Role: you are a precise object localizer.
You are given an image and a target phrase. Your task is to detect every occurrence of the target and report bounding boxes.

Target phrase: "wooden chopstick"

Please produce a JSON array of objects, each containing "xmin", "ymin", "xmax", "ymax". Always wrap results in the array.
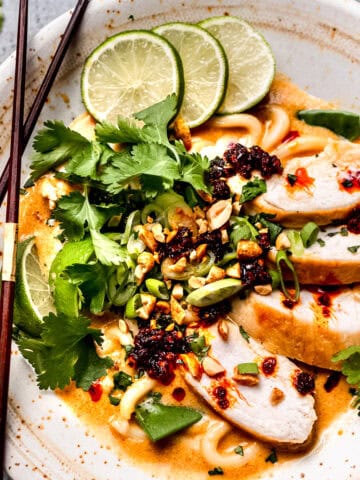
[
  {"xmin": 0, "ymin": 0, "xmax": 89, "ymax": 472},
  {"xmin": 0, "ymin": 0, "xmax": 90, "ymax": 205},
  {"xmin": 0, "ymin": 0, "xmax": 29, "ymax": 471}
]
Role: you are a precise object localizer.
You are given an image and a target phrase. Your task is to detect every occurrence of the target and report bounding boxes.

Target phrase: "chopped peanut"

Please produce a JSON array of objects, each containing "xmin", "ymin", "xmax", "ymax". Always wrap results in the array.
[
  {"xmin": 237, "ymin": 240, "xmax": 263, "ymax": 260},
  {"xmin": 226, "ymin": 262, "xmax": 241, "ymax": 279},
  {"xmin": 217, "ymin": 319, "xmax": 229, "ymax": 340},
  {"xmin": 137, "ymin": 294, "xmax": 157, "ymax": 320},
  {"xmin": 172, "ymin": 283, "xmax": 184, "ymax": 300},
  {"xmin": 202, "ymin": 356, "xmax": 225, "ymax": 377},
  {"xmin": 196, "ymin": 218, "xmax": 209, "ymax": 235},
  {"xmin": 151, "ymin": 223, "xmax": 165, "ymax": 242},
  {"xmin": 270, "ymin": 387, "xmax": 285, "ymax": 405},
  {"xmin": 169, "ymin": 256, "xmax": 187, "ymax": 273},
  {"xmin": 275, "ymin": 231, "xmax": 291, "ymax": 250},
  {"xmin": 254, "ymin": 284, "xmax": 273, "ymax": 296},
  {"xmin": 134, "ymin": 252, "xmax": 155, "ymax": 284},
  {"xmin": 155, "ymin": 300, "xmax": 171, "ymax": 314},
  {"xmin": 206, "ymin": 265, "xmax": 225, "ymax": 284},
  {"xmin": 173, "ymin": 116, "xmax": 192, "ymax": 151},
  {"xmin": 138, "ymin": 226, "xmax": 158, "ymax": 252},
  {"xmin": 233, "ymin": 369, "xmax": 260, "ymax": 386},
  {"xmin": 194, "ymin": 205, "xmax": 206, "ymax": 219},
  {"xmin": 221, "ymin": 229, "xmax": 229, "ymax": 244},
  {"xmin": 196, "ymin": 244, "xmax": 208, "ymax": 261},
  {"xmin": 180, "ymin": 353, "xmax": 202, "ymax": 380},
  {"xmin": 206, "ymin": 199, "xmax": 232, "ymax": 231},
  {"xmin": 170, "ymin": 296, "xmax": 186, "ymax": 325},
  {"xmin": 188, "ymin": 276, "xmax": 207, "ymax": 289}
]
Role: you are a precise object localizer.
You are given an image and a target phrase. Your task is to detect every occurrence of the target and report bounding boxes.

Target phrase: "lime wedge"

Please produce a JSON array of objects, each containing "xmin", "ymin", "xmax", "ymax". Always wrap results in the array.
[
  {"xmin": 81, "ymin": 30, "xmax": 184, "ymax": 123},
  {"xmin": 154, "ymin": 22, "xmax": 228, "ymax": 128},
  {"xmin": 199, "ymin": 16, "xmax": 275, "ymax": 114},
  {"xmin": 14, "ymin": 238, "xmax": 55, "ymax": 336},
  {"xmin": 186, "ymin": 278, "xmax": 244, "ymax": 307}
]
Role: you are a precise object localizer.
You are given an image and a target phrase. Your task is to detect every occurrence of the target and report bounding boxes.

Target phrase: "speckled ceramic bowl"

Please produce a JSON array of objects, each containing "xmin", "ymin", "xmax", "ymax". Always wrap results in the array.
[{"xmin": 1, "ymin": 1, "xmax": 359, "ymax": 479}]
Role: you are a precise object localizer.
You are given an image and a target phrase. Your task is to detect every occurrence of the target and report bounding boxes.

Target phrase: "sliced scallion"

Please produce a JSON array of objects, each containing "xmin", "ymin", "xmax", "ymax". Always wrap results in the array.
[
  {"xmin": 237, "ymin": 362, "xmax": 259, "ymax": 375},
  {"xmin": 287, "ymin": 230, "xmax": 304, "ymax": 256},
  {"xmin": 300, "ymin": 222, "xmax": 319, "ymax": 248},
  {"xmin": 145, "ymin": 278, "xmax": 169, "ymax": 300},
  {"xmin": 275, "ymin": 250, "xmax": 300, "ymax": 302}
]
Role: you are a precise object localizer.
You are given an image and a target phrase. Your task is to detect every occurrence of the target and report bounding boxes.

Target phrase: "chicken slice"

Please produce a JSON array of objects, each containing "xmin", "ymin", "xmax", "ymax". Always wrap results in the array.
[
  {"xmin": 183, "ymin": 321, "xmax": 316, "ymax": 448},
  {"xmin": 243, "ymin": 140, "xmax": 360, "ymax": 227},
  {"xmin": 268, "ymin": 225, "xmax": 360, "ymax": 284},
  {"xmin": 230, "ymin": 284, "xmax": 360, "ymax": 370}
]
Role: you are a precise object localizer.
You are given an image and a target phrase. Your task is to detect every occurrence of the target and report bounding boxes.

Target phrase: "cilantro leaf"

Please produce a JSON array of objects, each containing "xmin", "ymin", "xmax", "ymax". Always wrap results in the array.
[
  {"xmin": 26, "ymin": 121, "xmax": 91, "ymax": 186},
  {"xmin": 178, "ymin": 145, "xmax": 211, "ymax": 194},
  {"xmin": 17, "ymin": 313, "xmax": 112, "ymax": 390},
  {"xmin": 101, "ymin": 143, "xmax": 180, "ymax": 194},
  {"xmin": 53, "ymin": 189, "xmax": 131, "ymax": 265},
  {"xmin": 95, "ymin": 94, "xmax": 178, "ymax": 146},
  {"xmin": 134, "ymin": 93, "xmax": 178, "ymax": 144},
  {"xmin": 65, "ymin": 262, "xmax": 109, "ymax": 314},
  {"xmin": 240, "ymin": 177, "xmax": 267, "ymax": 203},
  {"xmin": 332, "ymin": 346, "xmax": 360, "ymax": 385}
]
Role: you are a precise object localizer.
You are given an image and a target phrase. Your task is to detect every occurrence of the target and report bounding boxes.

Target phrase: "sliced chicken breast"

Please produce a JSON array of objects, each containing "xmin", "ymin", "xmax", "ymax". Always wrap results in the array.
[
  {"xmin": 230, "ymin": 284, "xmax": 360, "ymax": 370},
  {"xmin": 268, "ymin": 225, "xmax": 360, "ymax": 284},
  {"xmin": 244, "ymin": 141, "xmax": 360, "ymax": 227},
  {"xmin": 183, "ymin": 321, "xmax": 316, "ymax": 448}
]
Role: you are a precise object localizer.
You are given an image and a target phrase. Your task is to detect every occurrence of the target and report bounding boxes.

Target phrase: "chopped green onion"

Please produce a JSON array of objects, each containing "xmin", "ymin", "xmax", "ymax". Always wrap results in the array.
[
  {"xmin": 121, "ymin": 210, "xmax": 141, "ymax": 245},
  {"xmin": 237, "ymin": 362, "xmax": 259, "ymax": 375},
  {"xmin": 109, "ymin": 395, "xmax": 121, "ymax": 406},
  {"xmin": 316, "ymin": 238, "xmax": 325, "ymax": 247},
  {"xmin": 300, "ymin": 222, "xmax": 319, "ymax": 248},
  {"xmin": 141, "ymin": 203, "xmax": 164, "ymax": 225},
  {"xmin": 268, "ymin": 268, "xmax": 280, "ymax": 289},
  {"xmin": 208, "ymin": 467, "xmax": 224, "ymax": 476},
  {"xmin": 239, "ymin": 326, "xmax": 250, "ymax": 343},
  {"xmin": 125, "ymin": 293, "xmax": 142, "ymax": 318},
  {"xmin": 112, "ymin": 283, "xmax": 138, "ymax": 307},
  {"xmin": 348, "ymin": 245, "xmax": 360, "ymax": 254},
  {"xmin": 340, "ymin": 227, "xmax": 349, "ymax": 236},
  {"xmin": 234, "ymin": 445, "xmax": 244, "ymax": 456},
  {"xmin": 275, "ymin": 250, "xmax": 300, "ymax": 302},
  {"xmin": 265, "ymin": 448, "xmax": 278, "ymax": 464},
  {"xmin": 287, "ymin": 230, "xmax": 304, "ymax": 256},
  {"xmin": 113, "ymin": 371, "xmax": 133, "ymax": 391},
  {"xmin": 184, "ymin": 186, "xmax": 199, "ymax": 208},
  {"xmin": 145, "ymin": 278, "xmax": 169, "ymax": 300}
]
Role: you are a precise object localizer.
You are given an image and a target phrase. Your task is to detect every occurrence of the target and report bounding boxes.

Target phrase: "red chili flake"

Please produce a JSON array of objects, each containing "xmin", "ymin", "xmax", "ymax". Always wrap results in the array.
[
  {"xmin": 287, "ymin": 167, "xmax": 314, "ymax": 189},
  {"xmin": 347, "ymin": 207, "xmax": 360, "ymax": 234},
  {"xmin": 339, "ymin": 170, "xmax": 360, "ymax": 192},
  {"xmin": 172, "ymin": 387, "xmax": 186, "ymax": 402},
  {"xmin": 324, "ymin": 371, "xmax": 341, "ymax": 392},
  {"xmin": 282, "ymin": 298, "xmax": 297, "ymax": 309},
  {"xmin": 262, "ymin": 357, "xmax": 277, "ymax": 376},
  {"xmin": 88, "ymin": 381, "xmax": 103, "ymax": 402},
  {"xmin": 293, "ymin": 371, "xmax": 315, "ymax": 395},
  {"xmin": 315, "ymin": 290, "xmax": 332, "ymax": 317},
  {"xmin": 213, "ymin": 385, "xmax": 230, "ymax": 409},
  {"xmin": 282, "ymin": 130, "xmax": 300, "ymax": 144}
]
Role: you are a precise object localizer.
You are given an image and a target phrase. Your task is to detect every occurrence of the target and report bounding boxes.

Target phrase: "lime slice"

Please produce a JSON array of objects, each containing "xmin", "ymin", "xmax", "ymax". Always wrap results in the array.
[
  {"xmin": 154, "ymin": 22, "xmax": 228, "ymax": 128},
  {"xmin": 14, "ymin": 238, "xmax": 55, "ymax": 336},
  {"xmin": 81, "ymin": 30, "xmax": 184, "ymax": 123},
  {"xmin": 186, "ymin": 278, "xmax": 244, "ymax": 307},
  {"xmin": 199, "ymin": 16, "xmax": 275, "ymax": 114}
]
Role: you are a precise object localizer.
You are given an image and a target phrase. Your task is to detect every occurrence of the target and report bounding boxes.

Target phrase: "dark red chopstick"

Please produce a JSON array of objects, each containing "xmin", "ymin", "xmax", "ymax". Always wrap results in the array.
[
  {"xmin": 0, "ymin": 0, "xmax": 89, "ymax": 472},
  {"xmin": 0, "ymin": 0, "xmax": 29, "ymax": 471},
  {"xmin": 0, "ymin": 0, "xmax": 90, "ymax": 204}
]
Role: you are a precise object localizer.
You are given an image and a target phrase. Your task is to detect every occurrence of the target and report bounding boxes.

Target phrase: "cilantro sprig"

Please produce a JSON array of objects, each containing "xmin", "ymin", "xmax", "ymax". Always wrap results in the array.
[
  {"xmin": 17, "ymin": 313, "xmax": 113, "ymax": 390},
  {"xmin": 27, "ymin": 95, "xmax": 210, "ymax": 196},
  {"xmin": 332, "ymin": 346, "xmax": 360, "ymax": 415}
]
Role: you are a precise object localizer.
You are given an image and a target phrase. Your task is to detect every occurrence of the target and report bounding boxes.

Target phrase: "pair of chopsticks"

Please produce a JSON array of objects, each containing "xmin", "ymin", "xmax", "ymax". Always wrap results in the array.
[{"xmin": 0, "ymin": 0, "xmax": 89, "ymax": 472}]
